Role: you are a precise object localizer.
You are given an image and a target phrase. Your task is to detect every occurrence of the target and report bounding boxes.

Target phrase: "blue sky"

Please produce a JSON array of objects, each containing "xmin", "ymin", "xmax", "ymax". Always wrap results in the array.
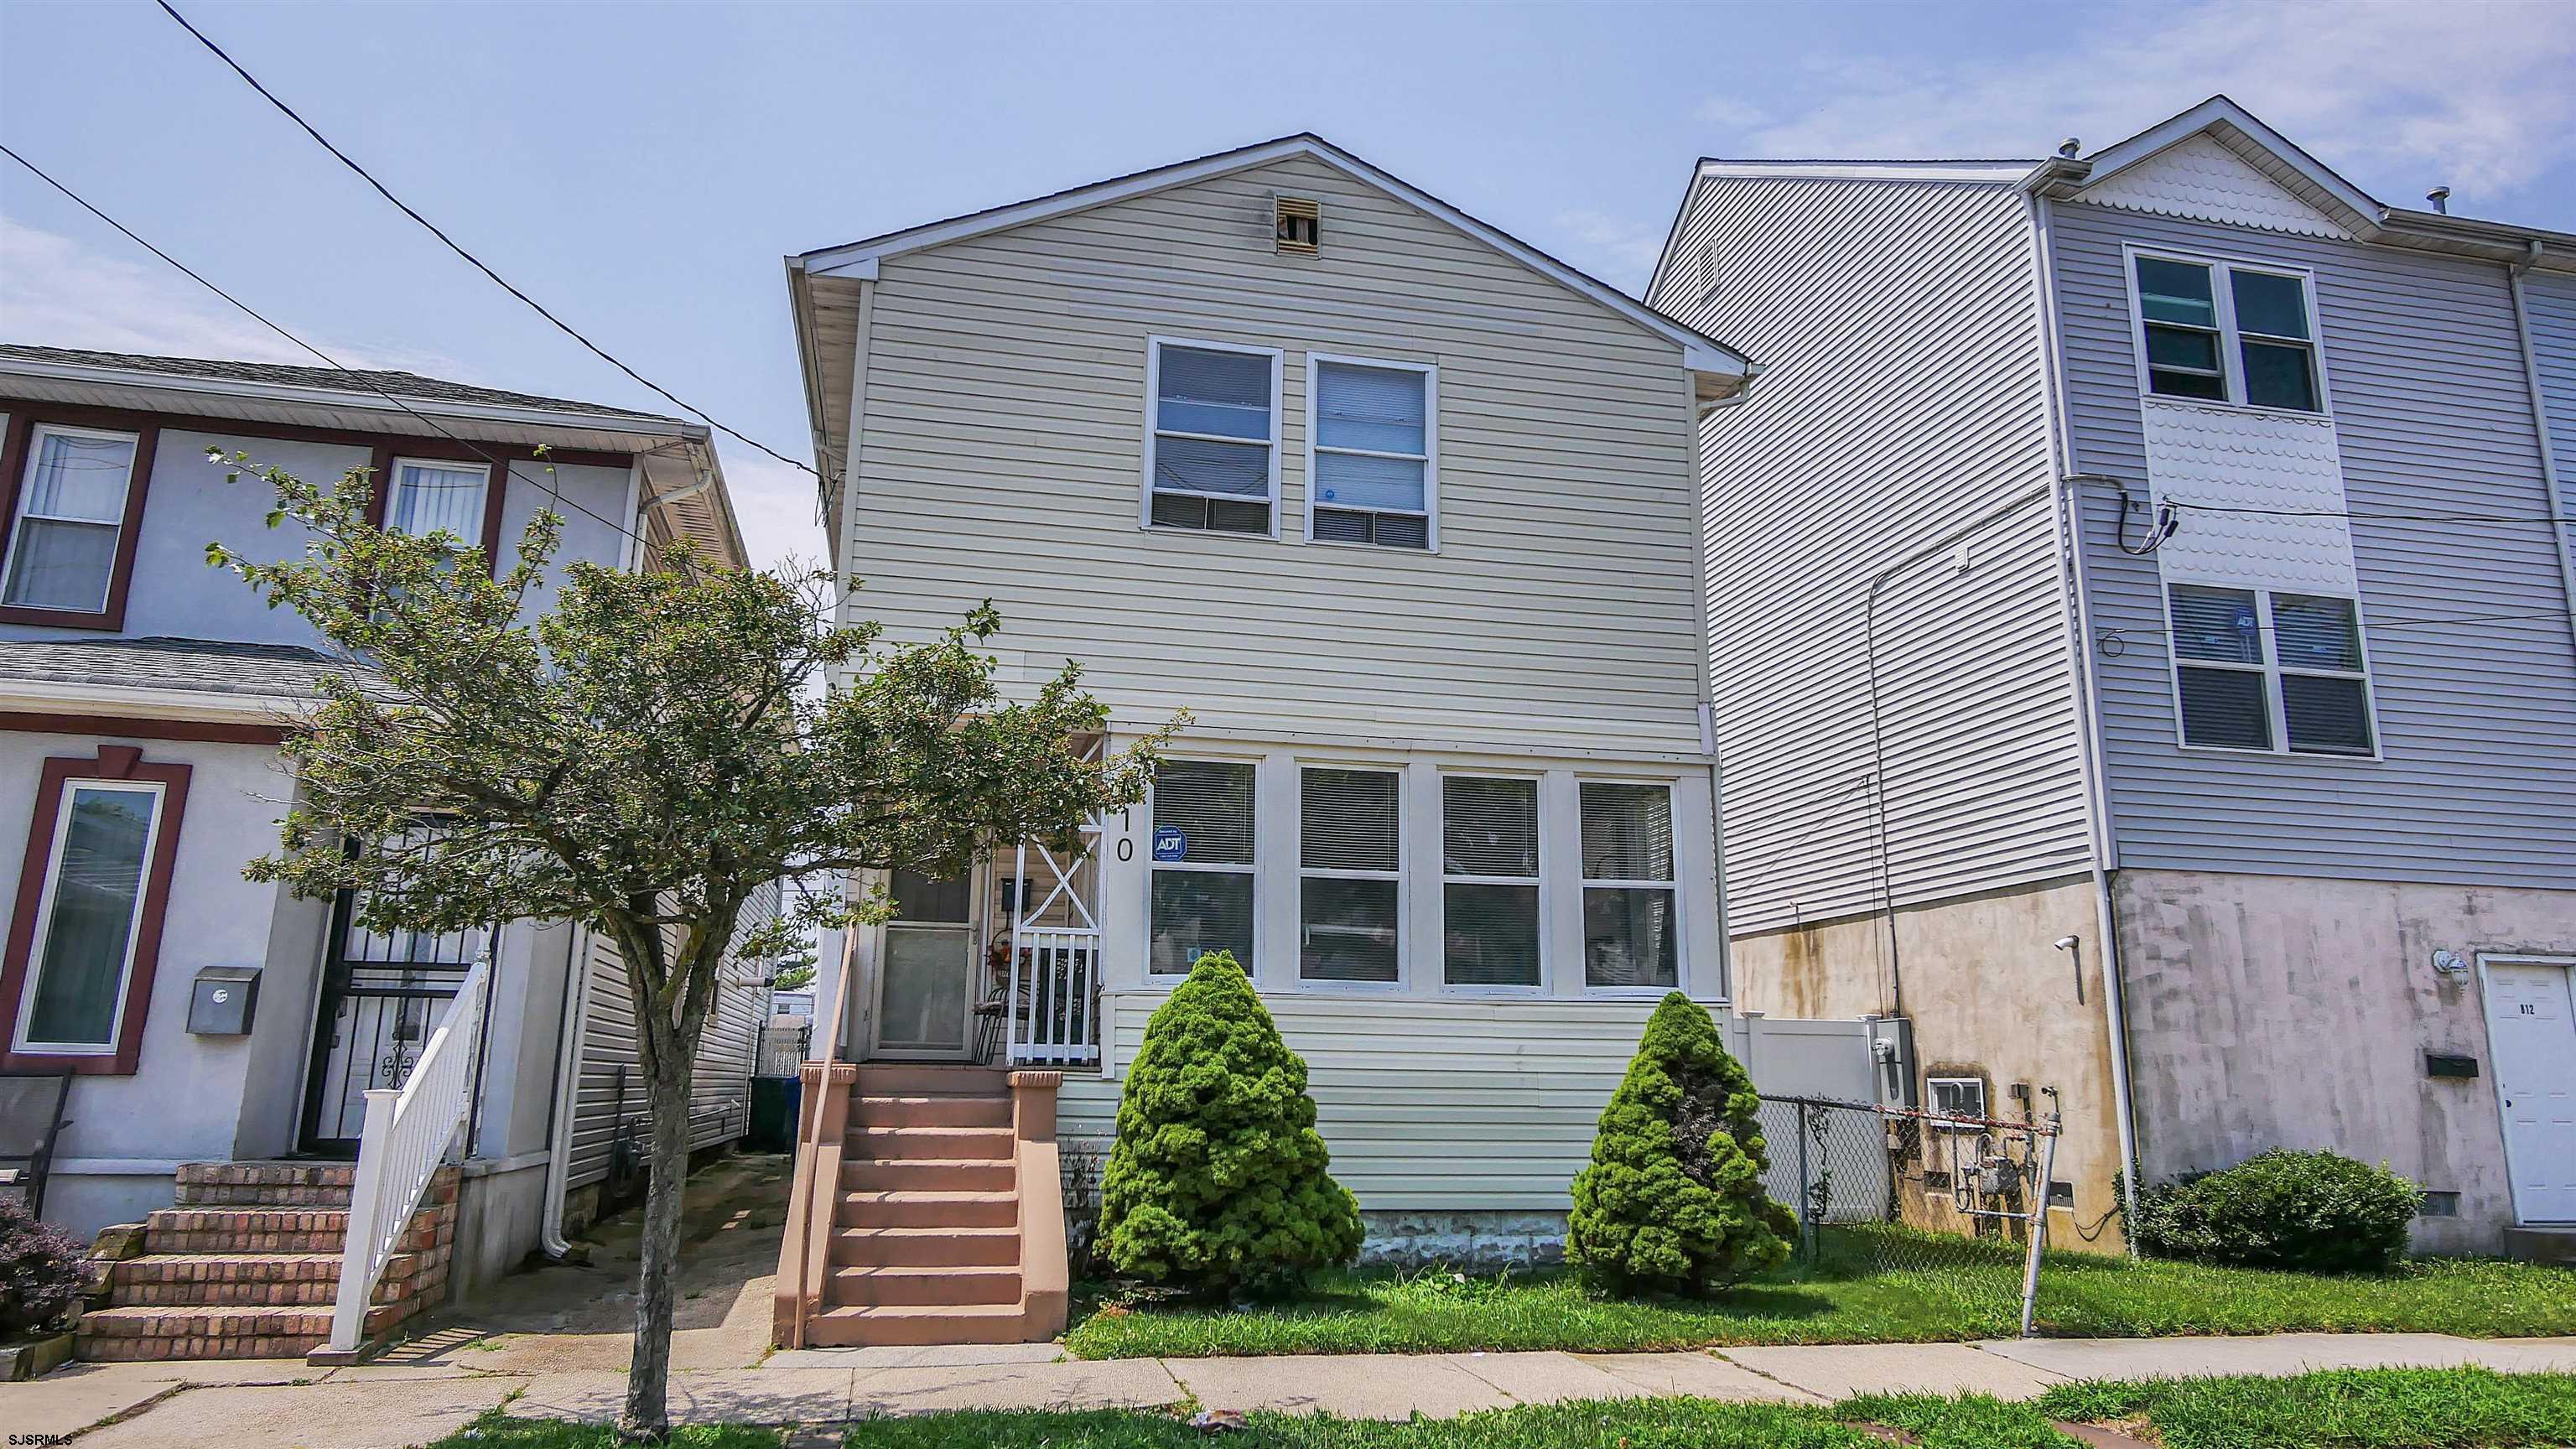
[{"xmin": 6, "ymin": 0, "xmax": 2572, "ymax": 569}]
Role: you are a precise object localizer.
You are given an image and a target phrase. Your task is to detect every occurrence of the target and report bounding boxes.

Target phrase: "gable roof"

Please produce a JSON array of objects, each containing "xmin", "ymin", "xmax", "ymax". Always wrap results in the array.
[
  {"xmin": 2026, "ymin": 96, "xmax": 2576, "ymax": 273},
  {"xmin": 790, "ymin": 133, "xmax": 1754, "ymax": 386}
]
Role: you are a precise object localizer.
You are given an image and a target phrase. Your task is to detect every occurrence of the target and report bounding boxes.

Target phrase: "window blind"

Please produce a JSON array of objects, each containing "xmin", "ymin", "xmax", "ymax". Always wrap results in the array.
[
  {"xmin": 1579, "ymin": 782, "xmax": 1675, "ymax": 989},
  {"xmin": 1153, "ymin": 760, "xmax": 1255, "ymax": 865},
  {"xmin": 3, "ymin": 428, "xmax": 137, "ymax": 612},
  {"xmin": 1300, "ymin": 766, "xmax": 1399, "ymax": 984},
  {"xmin": 1312, "ymin": 361, "xmax": 1429, "ymax": 549},
  {"xmin": 1150, "ymin": 760, "xmax": 1256, "ymax": 976},
  {"xmin": 1442, "ymin": 776, "xmax": 1540, "ymax": 988}
]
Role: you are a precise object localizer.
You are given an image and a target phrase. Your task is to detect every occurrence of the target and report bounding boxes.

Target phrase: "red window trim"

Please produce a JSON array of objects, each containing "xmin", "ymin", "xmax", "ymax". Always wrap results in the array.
[
  {"xmin": 0, "ymin": 745, "xmax": 193, "ymax": 1076},
  {"xmin": 0, "ymin": 413, "xmax": 162, "ymax": 631}
]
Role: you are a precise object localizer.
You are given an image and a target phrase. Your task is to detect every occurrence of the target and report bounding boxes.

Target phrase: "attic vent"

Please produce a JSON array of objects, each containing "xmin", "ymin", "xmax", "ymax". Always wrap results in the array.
[{"xmin": 1275, "ymin": 195, "xmax": 1321, "ymax": 255}]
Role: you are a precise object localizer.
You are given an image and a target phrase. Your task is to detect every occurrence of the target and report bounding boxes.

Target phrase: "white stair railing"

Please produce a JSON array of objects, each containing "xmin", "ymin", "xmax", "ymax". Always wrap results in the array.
[
  {"xmin": 1007, "ymin": 927, "xmax": 1101, "ymax": 1065},
  {"xmin": 325, "ymin": 948, "xmax": 493, "ymax": 1355}
]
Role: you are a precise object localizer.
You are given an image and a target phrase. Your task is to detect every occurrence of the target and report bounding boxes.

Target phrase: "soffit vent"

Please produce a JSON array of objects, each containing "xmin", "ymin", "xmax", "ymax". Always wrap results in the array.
[{"xmin": 1275, "ymin": 195, "xmax": 1321, "ymax": 256}]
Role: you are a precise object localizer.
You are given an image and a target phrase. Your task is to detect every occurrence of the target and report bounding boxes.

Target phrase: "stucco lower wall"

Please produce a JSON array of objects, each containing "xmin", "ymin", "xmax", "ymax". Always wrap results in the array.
[
  {"xmin": 449, "ymin": 1158, "xmax": 552, "ymax": 1298},
  {"xmin": 1730, "ymin": 874, "xmax": 2127, "ymax": 1252},
  {"xmin": 2115, "ymin": 868, "xmax": 2575, "ymax": 1255}
]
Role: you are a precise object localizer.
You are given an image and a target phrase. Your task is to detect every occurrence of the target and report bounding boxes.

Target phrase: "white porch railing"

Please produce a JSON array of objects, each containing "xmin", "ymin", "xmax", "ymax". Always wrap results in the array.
[
  {"xmin": 1007, "ymin": 928, "xmax": 1101, "ymax": 1066},
  {"xmin": 325, "ymin": 948, "xmax": 492, "ymax": 1355}
]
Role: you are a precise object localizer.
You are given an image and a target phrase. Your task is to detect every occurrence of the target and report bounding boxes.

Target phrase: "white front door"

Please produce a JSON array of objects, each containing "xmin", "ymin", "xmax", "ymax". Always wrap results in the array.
[
  {"xmin": 2485, "ymin": 957, "xmax": 2576, "ymax": 1224},
  {"xmin": 869, "ymin": 869, "xmax": 982, "ymax": 1060}
]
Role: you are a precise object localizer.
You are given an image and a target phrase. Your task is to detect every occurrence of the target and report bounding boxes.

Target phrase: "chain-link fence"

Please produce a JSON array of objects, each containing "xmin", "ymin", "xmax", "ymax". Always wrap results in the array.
[{"xmin": 1758, "ymin": 1093, "xmax": 2062, "ymax": 1335}]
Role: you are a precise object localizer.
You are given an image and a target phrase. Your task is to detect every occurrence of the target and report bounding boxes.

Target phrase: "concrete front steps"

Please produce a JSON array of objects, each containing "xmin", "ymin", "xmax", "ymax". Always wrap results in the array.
[
  {"xmin": 801, "ymin": 1066, "xmax": 1062, "ymax": 1348},
  {"xmin": 76, "ymin": 1161, "xmax": 456, "ymax": 1362}
]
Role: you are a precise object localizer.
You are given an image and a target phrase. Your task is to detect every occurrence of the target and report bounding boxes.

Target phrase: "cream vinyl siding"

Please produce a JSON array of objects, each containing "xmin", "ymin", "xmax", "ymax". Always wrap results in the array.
[
  {"xmin": 2051, "ymin": 201, "xmax": 2576, "ymax": 885},
  {"xmin": 1654, "ymin": 174, "xmax": 2091, "ymax": 936},
  {"xmin": 833, "ymin": 153, "xmax": 1707, "ymax": 756},
  {"xmin": 1061, "ymin": 993, "xmax": 1707, "ymax": 1210}
]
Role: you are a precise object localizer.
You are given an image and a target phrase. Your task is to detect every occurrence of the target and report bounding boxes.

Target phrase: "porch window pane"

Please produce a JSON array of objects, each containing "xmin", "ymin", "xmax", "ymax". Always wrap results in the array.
[
  {"xmin": 1443, "ymin": 776, "xmax": 1540, "ymax": 989},
  {"xmin": 1579, "ymin": 783, "xmax": 1674, "ymax": 883},
  {"xmin": 1149, "ymin": 871, "xmax": 1254, "ymax": 977},
  {"xmin": 1300, "ymin": 876, "xmax": 1398, "ymax": 984},
  {"xmin": 1579, "ymin": 782, "xmax": 1677, "ymax": 989},
  {"xmin": 1150, "ymin": 759, "xmax": 1256, "ymax": 976},
  {"xmin": 1582, "ymin": 887, "xmax": 1676, "ymax": 990},
  {"xmin": 1301, "ymin": 768, "xmax": 1398, "ymax": 872},
  {"xmin": 1444, "ymin": 882, "xmax": 1539, "ymax": 988},
  {"xmin": 1443, "ymin": 776, "xmax": 1537, "ymax": 878},
  {"xmin": 23, "ymin": 784, "xmax": 158, "ymax": 1049}
]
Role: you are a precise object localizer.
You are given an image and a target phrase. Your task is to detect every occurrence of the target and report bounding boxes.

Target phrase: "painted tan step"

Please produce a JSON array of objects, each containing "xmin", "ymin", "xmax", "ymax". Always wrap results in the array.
[
  {"xmin": 854, "ymin": 1093, "xmax": 1013, "ymax": 1129},
  {"xmin": 853, "ymin": 1066, "xmax": 1009, "ymax": 1097},
  {"xmin": 806, "ymin": 1301, "xmax": 1034, "ymax": 1348},
  {"xmin": 837, "ymin": 1189, "xmax": 1017, "ymax": 1229},
  {"xmin": 826, "ymin": 1265, "xmax": 1021, "ymax": 1307},
  {"xmin": 848, "ymin": 1125, "xmax": 1014, "ymax": 1161},
  {"xmin": 843, "ymin": 1157, "xmax": 1015, "ymax": 1193},
  {"xmin": 830, "ymin": 1226, "xmax": 1021, "ymax": 1268}
]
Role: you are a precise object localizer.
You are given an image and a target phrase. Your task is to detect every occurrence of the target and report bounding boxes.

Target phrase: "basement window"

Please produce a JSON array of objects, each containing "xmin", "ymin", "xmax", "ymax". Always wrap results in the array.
[{"xmin": 1926, "ymin": 1076, "xmax": 1988, "ymax": 1125}]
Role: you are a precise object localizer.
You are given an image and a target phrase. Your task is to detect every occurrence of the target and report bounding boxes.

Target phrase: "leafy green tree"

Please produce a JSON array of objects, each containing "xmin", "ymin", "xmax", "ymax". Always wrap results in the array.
[
  {"xmin": 770, "ymin": 949, "xmax": 819, "ymax": 994},
  {"xmin": 1568, "ymin": 991, "xmax": 1794, "ymax": 1295},
  {"xmin": 208, "ymin": 449, "xmax": 1165, "ymax": 1440},
  {"xmin": 1098, "ymin": 952, "xmax": 1361, "ymax": 1299}
]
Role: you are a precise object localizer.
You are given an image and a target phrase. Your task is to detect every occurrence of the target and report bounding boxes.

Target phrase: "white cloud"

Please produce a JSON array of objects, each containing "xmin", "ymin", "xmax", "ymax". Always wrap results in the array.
[
  {"xmin": 1553, "ymin": 208, "xmax": 1675, "ymax": 286},
  {"xmin": 0, "ymin": 216, "xmax": 457, "ymax": 374},
  {"xmin": 1710, "ymin": 0, "xmax": 2576, "ymax": 208}
]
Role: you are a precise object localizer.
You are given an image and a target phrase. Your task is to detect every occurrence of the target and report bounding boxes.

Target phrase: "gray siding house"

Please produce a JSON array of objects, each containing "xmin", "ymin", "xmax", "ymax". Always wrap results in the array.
[
  {"xmin": 1653, "ymin": 97, "xmax": 2576, "ymax": 1254},
  {"xmin": 0, "ymin": 346, "xmax": 771, "ymax": 1356}
]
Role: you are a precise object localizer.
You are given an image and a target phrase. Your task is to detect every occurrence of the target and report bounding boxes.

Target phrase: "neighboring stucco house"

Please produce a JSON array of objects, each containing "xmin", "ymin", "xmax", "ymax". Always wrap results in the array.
[
  {"xmin": 0, "ymin": 345, "xmax": 776, "ymax": 1355},
  {"xmin": 1651, "ymin": 96, "xmax": 2576, "ymax": 1255},
  {"xmin": 774, "ymin": 134, "xmax": 1767, "ymax": 1343}
]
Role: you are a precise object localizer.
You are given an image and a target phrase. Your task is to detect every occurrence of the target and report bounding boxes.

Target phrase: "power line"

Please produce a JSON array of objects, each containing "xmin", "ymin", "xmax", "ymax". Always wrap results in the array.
[
  {"xmin": 1, "ymin": 140, "xmax": 671, "ymax": 567},
  {"xmin": 152, "ymin": 0, "xmax": 818, "ymax": 482},
  {"xmin": 2168, "ymin": 498, "xmax": 2571, "ymax": 527}
]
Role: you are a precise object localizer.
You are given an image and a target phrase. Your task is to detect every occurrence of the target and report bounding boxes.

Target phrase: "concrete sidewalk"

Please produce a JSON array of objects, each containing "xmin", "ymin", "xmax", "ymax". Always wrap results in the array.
[{"xmin": 7, "ymin": 1332, "xmax": 2570, "ymax": 1446}]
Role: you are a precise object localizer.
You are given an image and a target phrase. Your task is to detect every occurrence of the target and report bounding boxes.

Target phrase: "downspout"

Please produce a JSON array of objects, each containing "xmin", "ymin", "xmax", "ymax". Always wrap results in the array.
[
  {"xmin": 2025, "ymin": 186, "xmax": 2142, "ymax": 1249},
  {"xmin": 538, "ymin": 924, "xmax": 596, "ymax": 1258},
  {"xmin": 2505, "ymin": 242, "xmax": 2576, "ymax": 661}
]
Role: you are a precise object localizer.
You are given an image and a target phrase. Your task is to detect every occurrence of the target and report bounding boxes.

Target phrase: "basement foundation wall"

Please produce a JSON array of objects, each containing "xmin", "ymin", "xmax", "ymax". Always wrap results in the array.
[
  {"xmin": 1730, "ymin": 875, "xmax": 2129, "ymax": 1254},
  {"xmin": 2114, "ymin": 868, "xmax": 2574, "ymax": 1256}
]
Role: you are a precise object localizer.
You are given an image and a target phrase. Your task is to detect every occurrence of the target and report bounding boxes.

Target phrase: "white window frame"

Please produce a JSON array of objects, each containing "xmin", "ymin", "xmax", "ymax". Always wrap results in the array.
[
  {"xmin": 2160, "ymin": 580, "xmax": 2381, "ymax": 761},
  {"xmin": 1925, "ymin": 1075, "xmax": 1988, "ymax": 1130},
  {"xmin": 10, "ymin": 780, "xmax": 166, "ymax": 1056},
  {"xmin": 1302, "ymin": 352, "xmax": 1439, "ymax": 552},
  {"xmin": 384, "ymin": 457, "xmax": 493, "ymax": 543},
  {"xmin": 1144, "ymin": 755, "xmax": 1262, "ymax": 980},
  {"xmin": 1292, "ymin": 761, "xmax": 1406, "ymax": 991},
  {"xmin": 1, "ymin": 423, "xmax": 142, "ymax": 615},
  {"xmin": 1576, "ymin": 776, "xmax": 1685, "ymax": 996},
  {"xmin": 1140, "ymin": 336, "xmax": 1284, "ymax": 539},
  {"xmin": 2122, "ymin": 243, "xmax": 2332, "ymax": 418},
  {"xmin": 1437, "ymin": 770, "xmax": 1546, "ymax": 996}
]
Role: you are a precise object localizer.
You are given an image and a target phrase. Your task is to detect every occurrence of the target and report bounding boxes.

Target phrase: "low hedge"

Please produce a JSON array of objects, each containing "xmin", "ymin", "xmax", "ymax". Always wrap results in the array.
[{"xmin": 2132, "ymin": 1148, "xmax": 2421, "ymax": 1272}]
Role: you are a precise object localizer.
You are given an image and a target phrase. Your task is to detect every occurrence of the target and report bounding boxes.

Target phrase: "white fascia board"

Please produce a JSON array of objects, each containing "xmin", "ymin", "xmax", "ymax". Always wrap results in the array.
[
  {"xmin": 1695, "ymin": 159, "xmax": 2040, "ymax": 184},
  {"xmin": 799, "ymin": 136, "xmax": 1752, "ymax": 378},
  {"xmin": 0, "ymin": 679, "xmax": 316, "ymax": 724},
  {"xmin": 2075, "ymin": 96, "xmax": 2383, "ymax": 225},
  {"xmin": 0, "ymin": 358, "xmax": 691, "ymax": 445}
]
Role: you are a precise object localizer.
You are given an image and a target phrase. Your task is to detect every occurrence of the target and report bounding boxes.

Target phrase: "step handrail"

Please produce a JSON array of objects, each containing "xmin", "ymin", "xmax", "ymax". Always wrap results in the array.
[
  {"xmin": 324, "ymin": 947, "xmax": 493, "ymax": 1356},
  {"xmin": 773, "ymin": 917, "xmax": 859, "ymax": 1348}
]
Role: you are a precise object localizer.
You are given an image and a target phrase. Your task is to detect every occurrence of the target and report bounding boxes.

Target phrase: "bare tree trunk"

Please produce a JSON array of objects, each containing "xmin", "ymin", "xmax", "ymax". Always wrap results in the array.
[{"xmin": 621, "ymin": 1034, "xmax": 696, "ymax": 1441}]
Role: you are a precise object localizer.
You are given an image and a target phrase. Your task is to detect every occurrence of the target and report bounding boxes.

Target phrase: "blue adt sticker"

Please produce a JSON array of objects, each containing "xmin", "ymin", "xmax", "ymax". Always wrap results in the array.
[{"xmin": 1152, "ymin": 826, "xmax": 1187, "ymax": 862}]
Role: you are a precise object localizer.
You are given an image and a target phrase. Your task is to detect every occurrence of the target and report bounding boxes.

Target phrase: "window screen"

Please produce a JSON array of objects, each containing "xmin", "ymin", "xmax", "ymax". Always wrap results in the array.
[
  {"xmin": 1578, "ymin": 782, "xmax": 1676, "ymax": 989},
  {"xmin": 1311, "ymin": 360, "xmax": 1431, "ymax": 550},
  {"xmin": 1443, "ymin": 776, "xmax": 1540, "ymax": 988},
  {"xmin": 1149, "ymin": 760, "xmax": 1256, "ymax": 974},
  {"xmin": 1150, "ymin": 344, "xmax": 1274, "ymax": 534},
  {"xmin": 3, "ymin": 427, "xmax": 138, "ymax": 614},
  {"xmin": 1300, "ymin": 767, "xmax": 1399, "ymax": 983}
]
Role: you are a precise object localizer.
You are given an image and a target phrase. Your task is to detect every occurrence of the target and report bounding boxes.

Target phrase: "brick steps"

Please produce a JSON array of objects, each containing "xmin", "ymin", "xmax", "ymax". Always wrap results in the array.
[
  {"xmin": 76, "ymin": 1161, "xmax": 456, "ymax": 1363},
  {"xmin": 803, "ymin": 1066, "xmax": 1052, "ymax": 1347}
]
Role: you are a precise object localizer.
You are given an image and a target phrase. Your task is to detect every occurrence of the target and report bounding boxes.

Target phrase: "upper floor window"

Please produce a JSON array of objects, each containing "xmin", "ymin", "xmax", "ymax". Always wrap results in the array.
[
  {"xmin": 1307, "ymin": 356, "xmax": 1435, "ymax": 550},
  {"xmin": 1144, "ymin": 339, "xmax": 1279, "ymax": 537},
  {"xmin": 3, "ymin": 425, "xmax": 141, "ymax": 614},
  {"xmin": 2132, "ymin": 254, "xmax": 2322, "ymax": 413},
  {"xmin": 2168, "ymin": 583, "xmax": 2375, "ymax": 756},
  {"xmin": 387, "ymin": 459, "xmax": 491, "ymax": 545}
]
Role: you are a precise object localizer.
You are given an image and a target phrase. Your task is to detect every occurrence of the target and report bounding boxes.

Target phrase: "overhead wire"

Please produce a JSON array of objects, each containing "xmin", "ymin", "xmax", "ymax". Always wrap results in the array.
[{"xmin": 151, "ymin": 0, "xmax": 818, "ymax": 482}]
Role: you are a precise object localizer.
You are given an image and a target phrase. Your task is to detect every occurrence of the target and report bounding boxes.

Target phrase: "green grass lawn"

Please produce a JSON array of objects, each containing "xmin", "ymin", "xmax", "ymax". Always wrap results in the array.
[
  {"xmin": 435, "ymin": 1368, "xmax": 2576, "ymax": 1449},
  {"xmin": 1062, "ymin": 1233, "xmax": 2576, "ymax": 1358}
]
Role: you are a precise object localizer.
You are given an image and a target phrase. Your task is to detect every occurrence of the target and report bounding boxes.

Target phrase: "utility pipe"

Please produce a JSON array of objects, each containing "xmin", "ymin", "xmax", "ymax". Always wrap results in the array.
[
  {"xmin": 537, "ymin": 924, "xmax": 596, "ymax": 1259},
  {"xmin": 2024, "ymin": 187, "xmax": 2142, "ymax": 1248},
  {"xmin": 2504, "ymin": 241, "xmax": 2576, "ymax": 662}
]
